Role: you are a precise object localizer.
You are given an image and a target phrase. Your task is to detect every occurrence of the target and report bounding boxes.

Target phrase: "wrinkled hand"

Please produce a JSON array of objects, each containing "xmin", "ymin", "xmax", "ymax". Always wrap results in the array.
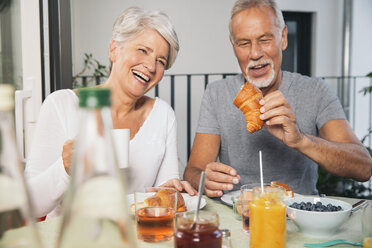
[
  {"xmin": 62, "ymin": 139, "xmax": 75, "ymax": 175},
  {"xmin": 259, "ymin": 90, "xmax": 304, "ymax": 148},
  {"xmin": 204, "ymin": 162, "xmax": 240, "ymax": 197},
  {"xmin": 160, "ymin": 178, "xmax": 198, "ymax": 196}
]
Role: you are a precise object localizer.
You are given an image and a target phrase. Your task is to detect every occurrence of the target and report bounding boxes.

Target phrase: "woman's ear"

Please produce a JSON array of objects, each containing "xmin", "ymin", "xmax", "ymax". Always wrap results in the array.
[{"xmin": 109, "ymin": 40, "xmax": 118, "ymax": 62}]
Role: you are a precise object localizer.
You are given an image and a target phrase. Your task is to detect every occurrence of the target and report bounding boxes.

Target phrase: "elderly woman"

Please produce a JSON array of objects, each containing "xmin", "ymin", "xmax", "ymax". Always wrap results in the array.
[{"xmin": 25, "ymin": 6, "xmax": 196, "ymax": 219}]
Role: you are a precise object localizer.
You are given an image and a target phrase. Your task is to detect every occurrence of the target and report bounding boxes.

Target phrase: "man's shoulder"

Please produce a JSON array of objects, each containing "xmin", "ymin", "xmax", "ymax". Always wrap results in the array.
[{"xmin": 283, "ymin": 71, "xmax": 326, "ymax": 91}]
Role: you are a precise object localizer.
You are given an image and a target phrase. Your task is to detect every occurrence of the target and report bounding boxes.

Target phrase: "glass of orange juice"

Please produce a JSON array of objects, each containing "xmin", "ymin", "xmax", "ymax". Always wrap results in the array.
[
  {"xmin": 363, "ymin": 202, "xmax": 372, "ymax": 248},
  {"xmin": 249, "ymin": 185, "xmax": 286, "ymax": 248}
]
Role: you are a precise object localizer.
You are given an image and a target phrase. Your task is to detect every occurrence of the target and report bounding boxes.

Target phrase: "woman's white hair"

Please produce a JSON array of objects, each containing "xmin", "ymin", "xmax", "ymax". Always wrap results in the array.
[
  {"xmin": 229, "ymin": 0, "xmax": 285, "ymax": 43},
  {"xmin": 112, "ymin": 6, "xmax": 179, "ymax": 70}
]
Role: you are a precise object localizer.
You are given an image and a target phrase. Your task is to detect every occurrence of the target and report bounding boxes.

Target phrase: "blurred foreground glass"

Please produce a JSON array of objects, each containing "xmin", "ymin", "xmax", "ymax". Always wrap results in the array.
[
  {"xmin": 135, "ymin": 187, "xmax": 177, "ymax": 242},
  {"xmin": 363, "ymin": 202, "xmax": 372, "ymax": 248},
  {"xmin": 0, "ymin": 84, "xmax": 43, "ymax": 247},
  {"xmin": 249, "ymin": 185, "xmax": 286, "ymax": 248},
  {"xmin": 174, "ymin": 211, "xmax": 222, "ymax": 248},
  {"xmin": 57, "ymin": 88, "xmax": 135, "ymax": 248},
  {"xmin": 240, "ymin": 183, "xmax": 262, "ymax": 234}
]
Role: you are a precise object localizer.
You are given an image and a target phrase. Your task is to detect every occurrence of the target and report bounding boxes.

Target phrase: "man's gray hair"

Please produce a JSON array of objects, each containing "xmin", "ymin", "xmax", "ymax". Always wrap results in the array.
[
  {"xmin": 229, "ymin": 0, "xmax": 285, "ymax": 42},
  {"xmin": 112, "ymin": 6, "xmax": 179, "ymax": 70}
]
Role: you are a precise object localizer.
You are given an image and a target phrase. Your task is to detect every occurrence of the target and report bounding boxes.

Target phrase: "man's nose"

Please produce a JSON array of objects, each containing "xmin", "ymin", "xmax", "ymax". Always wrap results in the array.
[{"xmin": 250, "ymin": 42, "xmax": 264, "ymax": 60}]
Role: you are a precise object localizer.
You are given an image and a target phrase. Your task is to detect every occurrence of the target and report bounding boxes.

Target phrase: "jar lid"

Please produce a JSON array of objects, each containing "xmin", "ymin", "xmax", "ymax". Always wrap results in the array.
[
  {"xmin": 220, "ymin": 229, "xmax": 231, "ymax": 237},
  {"xmin": 0, "ymin": 84, "xmax": 15, "ymax": 111},
  {"xmin": 78, "ymin": 88, "xmax": 111, "ymax": 108}
]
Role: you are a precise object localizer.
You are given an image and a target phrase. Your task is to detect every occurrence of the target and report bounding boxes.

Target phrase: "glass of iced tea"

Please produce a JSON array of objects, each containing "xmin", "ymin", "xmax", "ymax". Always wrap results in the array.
[
  {"xmin": 240, "ymin": 183, "xmax": 262, "ymax": 234},
  {"xmin": 134, "ymin": 187, "xmax": 177, "ymax": 242},
  {"xmin": 174, "ymin": 211, "xmax": 222, "ymax": 248}
]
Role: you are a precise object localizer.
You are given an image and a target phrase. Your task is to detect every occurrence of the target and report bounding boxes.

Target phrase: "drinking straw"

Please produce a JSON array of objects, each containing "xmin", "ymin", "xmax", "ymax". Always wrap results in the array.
[{"xmin": 259, "ymin": 150, "xmax": 264, "ymax": 193}]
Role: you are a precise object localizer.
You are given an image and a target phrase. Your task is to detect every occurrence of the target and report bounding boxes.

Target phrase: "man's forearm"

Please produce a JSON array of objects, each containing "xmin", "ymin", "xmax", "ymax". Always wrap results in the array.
[
  {"xmin": 184, "ymin": 165, "xmax": 203, "ymax": 190},
  {"xmin": 295, "ymin": 134, "xmax": 372, "ymax": 181}
]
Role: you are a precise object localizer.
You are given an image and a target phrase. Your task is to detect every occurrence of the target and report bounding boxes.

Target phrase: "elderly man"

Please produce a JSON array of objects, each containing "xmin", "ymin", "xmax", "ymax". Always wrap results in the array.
[{"xmin": 184, "ymin": 0, "xmax": 372, "ymax": 197}]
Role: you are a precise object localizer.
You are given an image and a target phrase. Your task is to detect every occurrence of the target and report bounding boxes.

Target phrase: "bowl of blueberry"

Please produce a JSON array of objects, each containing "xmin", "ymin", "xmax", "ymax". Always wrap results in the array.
[{"xmin": 285, "ymin": 196, "xmax": 352, "ymax": 238}]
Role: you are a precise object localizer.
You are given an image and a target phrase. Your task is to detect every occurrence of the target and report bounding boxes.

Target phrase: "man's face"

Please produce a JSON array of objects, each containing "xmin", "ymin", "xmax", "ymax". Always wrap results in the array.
[{"xmin": 230, "ymin": 6, "xmax": 288, "ymax": 88}]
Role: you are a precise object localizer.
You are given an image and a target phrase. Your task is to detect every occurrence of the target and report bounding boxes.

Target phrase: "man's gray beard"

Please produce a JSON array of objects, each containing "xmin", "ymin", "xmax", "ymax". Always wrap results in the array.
[{"xmin": 245, "ymin": 64, "xmax": 275, "ymax": 89}]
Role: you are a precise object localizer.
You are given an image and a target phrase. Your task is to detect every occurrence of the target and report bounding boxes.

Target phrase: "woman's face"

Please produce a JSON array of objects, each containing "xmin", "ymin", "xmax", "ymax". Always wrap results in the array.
[{"xmin": 110, "ymin": 28, "xmax": 169, "ymax": 98}]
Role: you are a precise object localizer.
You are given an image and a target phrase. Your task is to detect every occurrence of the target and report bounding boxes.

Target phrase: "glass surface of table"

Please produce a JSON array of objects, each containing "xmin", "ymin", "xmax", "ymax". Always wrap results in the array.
[{"xmin": 9, "ymin": 196, "xmax": 367, "ymax": 248}]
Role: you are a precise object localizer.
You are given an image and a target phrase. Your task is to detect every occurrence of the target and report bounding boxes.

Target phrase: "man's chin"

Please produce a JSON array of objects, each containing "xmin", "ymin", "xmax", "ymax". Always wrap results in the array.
[{"xmin": 250, "ymin": 80, "xmax": 272, "ymax": 89}]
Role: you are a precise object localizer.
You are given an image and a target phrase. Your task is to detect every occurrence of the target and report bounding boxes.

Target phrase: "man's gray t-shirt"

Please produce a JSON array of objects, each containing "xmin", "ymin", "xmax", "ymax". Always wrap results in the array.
[{"xmin": 196, "ymin": 71, "xmax": 346, "ymax": 195}]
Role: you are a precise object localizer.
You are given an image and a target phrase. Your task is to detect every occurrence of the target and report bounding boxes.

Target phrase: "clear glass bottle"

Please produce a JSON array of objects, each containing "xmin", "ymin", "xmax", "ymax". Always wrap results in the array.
[
  {"xmin": 221, "ymin": 229, "xmax": 233, "ymax": 248},
  {"xmin": 0, "ymin": 84, "xmax": 43, "ymax": 247},
  {"xmin": 57, "ymin": 88, "xmax": 135, "ymax": 248}
]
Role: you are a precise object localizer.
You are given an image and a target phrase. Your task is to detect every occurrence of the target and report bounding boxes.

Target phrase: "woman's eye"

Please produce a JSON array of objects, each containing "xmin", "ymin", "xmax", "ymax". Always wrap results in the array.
[
  {"xmin": 157, "ymin": 59, "xmax": 166, "ymax": 67},
  {"xmin": 139, "ymin": 48, "xmax": 147, "ymax": 54}
]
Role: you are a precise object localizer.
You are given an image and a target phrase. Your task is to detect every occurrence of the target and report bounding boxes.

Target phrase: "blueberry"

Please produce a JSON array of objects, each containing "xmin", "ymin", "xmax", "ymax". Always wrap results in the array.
[
  {"xmin": 337, "ymin": 206, "xmax": 342, "ymax": 211},
  {"xmin": 315, "ymin": 201, "xmax": 322, "ymax": 208}
]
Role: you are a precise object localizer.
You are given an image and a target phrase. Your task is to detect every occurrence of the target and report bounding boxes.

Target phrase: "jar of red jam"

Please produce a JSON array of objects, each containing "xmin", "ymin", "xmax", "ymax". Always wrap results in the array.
[{"xmin": 174, "ymin": 211, "xmax": 222, "ymax": 248}]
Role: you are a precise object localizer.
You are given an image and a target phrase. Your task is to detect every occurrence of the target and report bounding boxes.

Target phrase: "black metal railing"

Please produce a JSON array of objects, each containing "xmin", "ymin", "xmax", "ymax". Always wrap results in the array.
[{"xmin": 74, "ymin": 74, "xmax": 372, "ymax": 161}]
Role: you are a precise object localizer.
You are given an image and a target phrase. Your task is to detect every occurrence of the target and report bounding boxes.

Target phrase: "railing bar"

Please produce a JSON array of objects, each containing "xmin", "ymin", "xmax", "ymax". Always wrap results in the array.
[
  {"xmin": 368, "ymin": 78, "xmax": 372, "ymax": 147},
  {"xmin": 82, "ymin": 76, "xmax": 87, "ymax": 87},
  {"xmin": 155, "ymin": 84, "xmax": 159, "ymax": 98},
  {"xmin": 352, "ymin": 77, "xmax": 356, "ymax": 129},
  {"xmin": 187, "ymin": 75, "xmax": 191, "ymax": 160},
  {"xmin": 204, "ymin": 74, "xmax": 209, "ymax": 90},
  {"xmin": 171, "ymin": 75, "xmax": 175, "ymax": 109}
]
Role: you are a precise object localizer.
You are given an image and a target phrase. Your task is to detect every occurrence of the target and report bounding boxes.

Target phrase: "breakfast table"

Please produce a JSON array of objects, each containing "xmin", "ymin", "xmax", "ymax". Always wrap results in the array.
[{"xmin": 18, "ymin": 195, "xmax": 363, "ymax": 248}]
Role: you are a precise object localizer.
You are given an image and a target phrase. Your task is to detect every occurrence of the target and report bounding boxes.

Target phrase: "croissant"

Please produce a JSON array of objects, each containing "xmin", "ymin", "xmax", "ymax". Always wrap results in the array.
[
  {"xmin": 233, "ymin": 82, "xmax": 264, "ymax": 133},
  {"xmin": 145, "ymin": 189, "xmax": 186, "ymax": 212},
  {"xmin": 130, "ymin": 189, "xmax": 187, "ymax": 213}
]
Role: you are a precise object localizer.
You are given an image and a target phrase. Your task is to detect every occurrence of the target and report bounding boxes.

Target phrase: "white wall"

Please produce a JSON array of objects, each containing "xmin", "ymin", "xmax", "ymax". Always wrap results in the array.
[
  {"xmin": 350, "ymin": 0, "xmax": 372, "ymax": 145},
  {"xmin": 71, "ymin": 0, "xmax": 371, "ymax": 173}
]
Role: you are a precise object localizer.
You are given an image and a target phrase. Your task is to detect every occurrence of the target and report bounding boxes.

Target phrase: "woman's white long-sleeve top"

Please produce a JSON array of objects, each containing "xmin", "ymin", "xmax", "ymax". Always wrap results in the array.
[{"xmin": 25, "ymin": 89, "xmax": 179, "ymax": 218}]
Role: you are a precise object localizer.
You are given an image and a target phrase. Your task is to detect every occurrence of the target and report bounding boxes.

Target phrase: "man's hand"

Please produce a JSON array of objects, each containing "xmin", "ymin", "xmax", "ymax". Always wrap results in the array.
[
  {"xmin": 259, "ymin": 90, "xmax": 304, "ymax": 148},
  {"xmin": 204, "ymin": 162, "xmax": 240, "ymax": 197}
]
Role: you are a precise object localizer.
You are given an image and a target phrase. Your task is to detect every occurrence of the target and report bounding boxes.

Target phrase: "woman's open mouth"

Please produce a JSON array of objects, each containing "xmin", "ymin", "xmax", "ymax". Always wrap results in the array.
[{"xmin": 132, "ymin": 69, "xmax": 150, "ymax": 84}]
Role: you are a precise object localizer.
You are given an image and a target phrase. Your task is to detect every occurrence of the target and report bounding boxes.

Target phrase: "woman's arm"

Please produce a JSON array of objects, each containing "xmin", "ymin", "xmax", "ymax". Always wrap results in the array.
[{"xmin": 24, "ymin": 91, "xmax": 76, "ymax": 217}]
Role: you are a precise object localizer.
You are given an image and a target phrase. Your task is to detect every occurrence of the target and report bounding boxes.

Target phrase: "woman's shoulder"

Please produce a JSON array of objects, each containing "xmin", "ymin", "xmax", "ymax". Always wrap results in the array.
[
  {"xmin": 45, "ymin": 89, "xmax": 77, "ymax": 101},
  {"xmin": 43, "ymin": 89, "xmax": 78, "ymax": 110}
]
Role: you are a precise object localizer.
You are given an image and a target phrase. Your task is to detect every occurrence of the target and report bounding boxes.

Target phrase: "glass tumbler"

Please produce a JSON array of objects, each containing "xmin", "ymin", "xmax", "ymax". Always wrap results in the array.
[
  {"xmin": 363, "ymin": 202, "xmax": 372, "ymax": 248},
  {"xmin": 240, "ymin": 183, "xmax": 263, "ymax": 234},
  {"xmin": 135, "ymin": 187, "xmax": 177, "ymax": 242}
]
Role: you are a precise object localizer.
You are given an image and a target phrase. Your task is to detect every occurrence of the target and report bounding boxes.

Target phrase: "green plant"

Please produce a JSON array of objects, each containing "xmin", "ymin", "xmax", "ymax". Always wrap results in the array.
[
  {"xmin": 317, "ymin": 72, "xmax": 372, "ymax": 199},
  {"xmin": 73, "ymin": 53, "xmax": 109, "ymax": 88}
]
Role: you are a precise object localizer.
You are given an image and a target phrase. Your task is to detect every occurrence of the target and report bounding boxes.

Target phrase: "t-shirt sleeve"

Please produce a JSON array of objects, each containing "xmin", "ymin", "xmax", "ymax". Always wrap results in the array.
[
  {"xmin": 196, "ymin": 84, "xmax": 220, "ymax": 135},
  {"xmin": 315, "ymin": 79, "xmax": 346, "ymax": 129}
]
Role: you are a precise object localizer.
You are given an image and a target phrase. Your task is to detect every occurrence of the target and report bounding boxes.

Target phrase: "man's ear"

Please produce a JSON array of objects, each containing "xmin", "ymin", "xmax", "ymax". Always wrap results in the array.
[
  {"xmin": 281, "ymin": 25, "xmax": 288, "ymax": 51},
  {"xmin": 109, "ymin": 40, "xmax": 118, "ymax": 62}
]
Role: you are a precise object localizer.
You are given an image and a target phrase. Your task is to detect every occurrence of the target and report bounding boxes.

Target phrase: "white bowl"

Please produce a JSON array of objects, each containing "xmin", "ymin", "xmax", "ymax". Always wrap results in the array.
[{"xmin": 285, "ymin": 196, "xmax": 352, "ymax": 238}]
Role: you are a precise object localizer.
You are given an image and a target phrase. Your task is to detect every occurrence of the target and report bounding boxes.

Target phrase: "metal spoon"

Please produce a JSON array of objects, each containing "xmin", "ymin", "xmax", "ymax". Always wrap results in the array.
[
  {"xmin": 304, "ymin": 239, "xmax": 362, "ymax": 247},
  {"xmin": 191, "ymin": 171, "xmax": 206, "ymax": 230}
]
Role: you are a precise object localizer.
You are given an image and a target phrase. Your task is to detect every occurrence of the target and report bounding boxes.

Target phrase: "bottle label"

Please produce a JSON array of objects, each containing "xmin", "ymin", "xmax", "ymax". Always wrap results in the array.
[{"xmin": 72, "ymin": 176, "xmax": 128, "ymax": 220}]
